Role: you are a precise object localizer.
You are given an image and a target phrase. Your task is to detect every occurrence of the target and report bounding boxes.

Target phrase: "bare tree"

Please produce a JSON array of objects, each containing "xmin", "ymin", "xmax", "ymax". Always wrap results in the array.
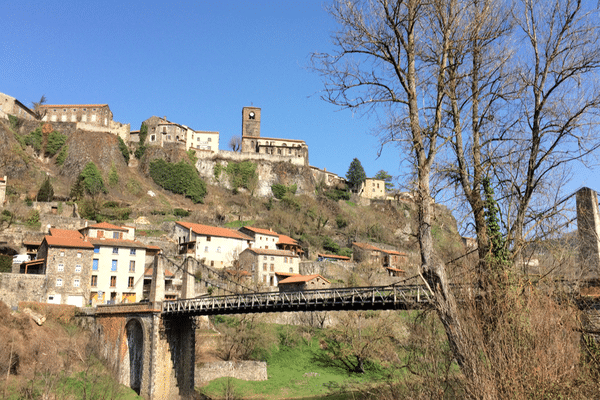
[
  {"xmin": 31, "ymin": 95, "xmax": 47, "ymax": 121},
  {"xmin": 312, "ymin": 0, "xmax": 488, "ymax": 393},
  {"xmin": 228, "ymin": 135, "xmax": 242, "ymax": 152}
]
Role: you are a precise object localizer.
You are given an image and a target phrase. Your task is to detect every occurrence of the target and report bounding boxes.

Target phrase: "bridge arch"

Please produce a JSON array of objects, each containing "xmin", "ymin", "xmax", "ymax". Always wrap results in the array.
[{"xmin": 124, "ymin": 317, "xmax": 146, "ymax": 394}]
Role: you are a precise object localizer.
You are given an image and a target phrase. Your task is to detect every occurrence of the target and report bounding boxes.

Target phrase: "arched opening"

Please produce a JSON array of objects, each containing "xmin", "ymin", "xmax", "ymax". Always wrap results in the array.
[{"xmin": 126, "ymin": 319, "xmax": 144, "ymax": 394}]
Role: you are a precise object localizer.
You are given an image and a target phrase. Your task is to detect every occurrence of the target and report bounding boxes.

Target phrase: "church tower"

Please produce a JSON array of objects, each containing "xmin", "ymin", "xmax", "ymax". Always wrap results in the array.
[{"xmin": 242, "ymin": 107, "xmax": 261, "ymax": 138}]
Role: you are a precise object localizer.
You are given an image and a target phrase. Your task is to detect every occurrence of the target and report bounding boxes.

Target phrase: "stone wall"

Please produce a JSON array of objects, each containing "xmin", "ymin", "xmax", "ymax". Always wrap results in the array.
[
  {"xmin": 195, "ymin": 361, "xmax": 267, "ymax": 385},
  {"xmin": 0, "ymin": 273, "xmax": 47, "ymax": 308},
  {"xmin": 196, "ymin": 153, "xmax": 316, "ymax": 197},
  {"xmin": 77, "ymin": 120, "xmax": 131, "ymax": 143}
]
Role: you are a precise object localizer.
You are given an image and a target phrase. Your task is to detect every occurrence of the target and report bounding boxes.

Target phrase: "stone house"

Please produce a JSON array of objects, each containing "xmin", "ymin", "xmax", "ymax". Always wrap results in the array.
[
  {"xmin": 40, "ymin": 103, "xmax": 112, "ymax": 126},
  {"xmin": 278, "ymin": 274, "xmax": 331, "ymax": 292},
  {"xmin": 37, "ymin": 233, "xmax": 94, "ymax": 306},
  {"xmin": 352, "ymin": 242, "xmax": 384, "ymax": 265},
  {"xmin": 142, "ymin": 116, "xmax": 219, "ymax": 153},
  {"xmin": 175, "ymin": 221, "xmax": 252, "ymax": 269},
  {"xmin": 359, "ymin": 178, "xmax": 386, "ymax": 200},
  {"xmin": 317, "ymin": 253, "xmax": 350, "ymax": 262},
  {"xmin": 0, "ymin": 92, "xmax": 37, "ymax": 120},
  {"xmin": 239, "ymin": 107, "xmax": 309, "ymax": 166},
  {"xmin": 310, "ymin": 166, "xmax": 346, "ymax": 189},
  {"xmin": 353, "ymin": 242, "xmax": 407, "ymax": 269},
  {"xmin": 0, "ymin": 175, "xmax": 6, "ymax": 205},
  {"xmin": 80, "ymin": 222, "xmax": 148, "ymax": 305},
  {"xmin": 238, "ymin": 248, "xmax": 299, "ymax": 287},
  {"xmin": 238, "ymin": 227, "xmax": 304, "ymax": 258},
  {"xmin": 238, "ymin": 226, "xmax": 279, "ymax": 249}
]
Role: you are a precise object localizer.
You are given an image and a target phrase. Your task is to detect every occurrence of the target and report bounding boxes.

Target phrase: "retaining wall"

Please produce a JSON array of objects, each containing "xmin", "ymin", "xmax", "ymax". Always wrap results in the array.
[
  {"xmin": 195, "ymin": 361, "xmax": 267, "ymax": 385},
  {"xmin": 0, "ymin": 273, "xmax": 47, "ymax": 307}
]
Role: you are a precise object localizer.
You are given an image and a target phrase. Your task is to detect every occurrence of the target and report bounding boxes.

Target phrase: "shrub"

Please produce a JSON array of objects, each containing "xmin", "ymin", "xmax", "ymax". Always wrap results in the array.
[
  {"xmin": 173, "ymin": 208, "xmax": 190, "ymax": 217},
  {"xmin": 36, "ymin": 177, "xmax": 54, "ymax": 202},
  {"xmin": 336, "ymin": 214, "xmax": 348, "ymax": 229},
  {"xmin": 0, "ymin": 255, "xmax": 12, "ymax": 273},
  {"xmin": 108, "ymin": 163, "xmax": 119, "ymax": 187},
  {"xmin": 323, "ymin": 236, "xmax": 340, "ymax": 254},
  {"xmin": 187, "ymin": 149, "xmax": 198, "ymax": 165},
  {"xmin": 149, "ymin": 159, "xmax": 207, "ymax": 203},
  {"xmin": 324, "ymin": 189, "xmax": 350, "ymax": 201},
  {"xmin": 71, "ymin": 162, "xmax": 107, "ymax": 199},
  {"xmin": 134, "ymin": 144, "xmax": 147, "ymax": 160},
  {"xmin": 271, "ymin": 183, "xmax": 287, "ymax": 199},
  {"xmin": 126, "ymin": 178, "xmax": 142, "ymax": 195},
  {"xmin": 117, "ymin": 136, "xmax": 129, "ymax": 162},
  {"xmin": 45, "ymin": 130, "xmax": 67, "ymax": 156},
  {"xmin": 225, "ymin": 161, "xmax": 257, "ymax": 192},
  {"xmin": 56, "ymin": 145, "xmax": 68, "ymax": 165},
  {"xmin": 25, "ymin": 127, "xmax": 43, "ymax": 152},
  {"xmin": 8, "ymin": 114, "xmax": 21, "ymax": 131},
  {"xmin": 214, "ymin": 163, "xmax": 224, "ymax": 181},
  {"xmin": 26, "ymin": 210, "xmax": 40, "ymax": 228}
]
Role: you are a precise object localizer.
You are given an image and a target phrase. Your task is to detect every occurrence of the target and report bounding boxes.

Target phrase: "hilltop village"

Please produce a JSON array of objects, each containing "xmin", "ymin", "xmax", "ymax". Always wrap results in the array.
[{"xmin": 0, "ymin": 91, "xmax": 431, "ymax": 308}]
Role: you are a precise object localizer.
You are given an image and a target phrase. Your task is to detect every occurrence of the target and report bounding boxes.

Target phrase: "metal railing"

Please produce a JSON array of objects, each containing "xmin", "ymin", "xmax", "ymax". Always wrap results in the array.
[{"xmin": 162, "ymin": 284, "xmax": 432, "ymax": 316}]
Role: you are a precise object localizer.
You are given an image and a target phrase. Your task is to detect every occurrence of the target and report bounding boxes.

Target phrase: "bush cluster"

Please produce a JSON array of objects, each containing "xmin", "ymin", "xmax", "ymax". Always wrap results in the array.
[
  {"xmin": 271, "ymin": 183, "xmax": 298, "ymax": 199},
  {"xmin": 46, "ymin": 131, "xmax": 67, "ymax": 156},
  {"xmin": 225, "ymin": 161, "xmax": 257, "ymax": 192},
  {"xmin": 324, "ymin": 189, "xmax": 350, "ymax": 201},
  {"xmin": 149, "ymin": 159, "xmax": 207, "ymax": 203}
]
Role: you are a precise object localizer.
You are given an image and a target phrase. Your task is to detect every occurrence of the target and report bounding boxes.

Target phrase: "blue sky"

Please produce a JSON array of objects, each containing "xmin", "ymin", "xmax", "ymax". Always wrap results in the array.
[
  {"xmin": 2, "ymin": 0, "xmax": 598, "ymax": 212},
  {"xmin": 1, "ymin": 1, "xmax": 402, "ymax": 184}
]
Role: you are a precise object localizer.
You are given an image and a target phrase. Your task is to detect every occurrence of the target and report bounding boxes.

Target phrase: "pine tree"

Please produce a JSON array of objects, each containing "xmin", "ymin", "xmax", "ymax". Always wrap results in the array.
[
  {"xmin": 36, "ymin": 177, "xmax": 54, "ymax": 202},
  {"xmin": 346, "ymin": 158, "xmax": 366, "ymax": 192}
]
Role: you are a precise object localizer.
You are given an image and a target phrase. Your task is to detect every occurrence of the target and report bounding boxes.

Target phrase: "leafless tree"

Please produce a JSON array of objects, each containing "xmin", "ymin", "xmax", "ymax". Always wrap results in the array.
[
  {"xmin": 312, "ymin": 0, "xmax": 486, "ymax": 393},
  {"xmin": 228, "ymin": 135, "xmax": 242, "ymax": 152},
  {"xmin": 31, "ymin": 95, "xmax": 47, "ymax": 121}
]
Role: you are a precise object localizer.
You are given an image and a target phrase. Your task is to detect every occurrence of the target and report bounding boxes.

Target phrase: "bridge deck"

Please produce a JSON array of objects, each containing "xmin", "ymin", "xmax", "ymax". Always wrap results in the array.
[{"xmin": 161, "ymin": 285, "xmax": 432, "ymax": 316}]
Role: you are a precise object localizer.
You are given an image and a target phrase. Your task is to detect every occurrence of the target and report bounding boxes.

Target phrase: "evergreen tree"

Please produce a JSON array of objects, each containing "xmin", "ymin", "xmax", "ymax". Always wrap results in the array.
[
  {"xmin": 345, "ymin": 158, "xmax": 366, "ymax": 192},
  {"xmin": 79, "ymin": 162, "xmax": 107, "ymax": 196},
  {"xmin": 374, "ymin": 170, "xmax": 394, "ymax": 190},
  {"xmin": 36, "ymin": 177, "xmax": 54, "ymax": 202}
]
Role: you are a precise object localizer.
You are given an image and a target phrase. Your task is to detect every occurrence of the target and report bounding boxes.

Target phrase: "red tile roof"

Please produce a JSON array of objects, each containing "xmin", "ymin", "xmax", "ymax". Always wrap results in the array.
[
  {"xmin": 381, "ymin": 249, "xmax": 407, "ymax": 256},
  {"xmin": 88, "ymin": 238, "xmax": 148, "ymax": 249},
  {"xmin": 144, "ymin": 267, "xmax": 174, "ymax": 278},
  {"xmin": 43, "ymin": 235, "xmax": 94, "ymax": 249},
  {"xmin": 20, "ymin": 258, "xmax": 45, "ymax": 266},
  {"xmin": 39, "ymin": 104, "xmax": 108, "ymax": 108},
  {"xmin": 386, "ymin": 267, "xmax": 406, "ymax": 273},
  {"xmin": 277, "ymin": 234, "xmax": 299, "ymax": 245},
  {"xmin": 241, "ymin": 226, "xmax": 278, "ymax": 236},
  {"xmin": 279, "ymin": 274, "xmax": 330, "ymax": 284},
  {"xmin": 352, "ymin": 242, "xmax": 382, "ymax": 251},
  {"xmin": 318, "ymin": 253, "xmax": 351, "ymax": 260},
  {"xmin": 83, "ymin": 222, "xmax": 128, "ymax": 231},
  {"xmin": 243, "ymin": 248, "xmax": 297, "ymax": 257},
  {"xmin": 49, "ymin": 228, "xmax": 83, "ymax": 238},
  {"xmin": 177, "ymin": 221, "xmax": 252, "ymax": 240},
  {"xmin": 0, "ymin": 177, "xmax": 4, "ymax": 183},
  {"xmin": 22, "ymin": 240, "xmax": 42, "ymax": 246}
]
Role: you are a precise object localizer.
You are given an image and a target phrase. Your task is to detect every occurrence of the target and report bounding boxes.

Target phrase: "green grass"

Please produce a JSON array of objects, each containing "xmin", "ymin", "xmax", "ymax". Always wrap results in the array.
[
  {"xmin": 224, "ymin": 220, "xmax": 255, "ymax": 229},
  {"xmin": 199, "ymin": 325, "xmax": 393, "ymax": 400}
]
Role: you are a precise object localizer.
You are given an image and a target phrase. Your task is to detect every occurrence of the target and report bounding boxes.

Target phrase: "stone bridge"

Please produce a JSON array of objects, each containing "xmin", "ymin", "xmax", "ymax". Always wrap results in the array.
[{"xmin": 89, "ymin": 187, "xmax": 600, "ymax": 400}]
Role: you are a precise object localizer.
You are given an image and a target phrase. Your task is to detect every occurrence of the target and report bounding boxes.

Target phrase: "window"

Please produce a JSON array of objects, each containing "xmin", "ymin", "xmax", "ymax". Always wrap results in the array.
[
  {"xmin": 113, "ymin": 232, "xmax": 120, "ymax": 239},
  {"xmin": 216, "ymin": 246, "xmax": 221, "ymax": 253},
  {"xmin": 94, "ymin": 246, "xmax": 99, "ymax": 253},
  {"xmin": 111, "ymin": 260, "xmax": 117, "ymax": 271},
  {"xmin": 263, "ymin": 275, "xmax": 267, "ymax": 283},
  {"xmin": 284, "ymin": 257, "xmax": 287, "ymax": 263},
  {"xmin": 56, "ymin": 278, "xmax": 63, "ymax": 287},
  {"xmin": 150, "ymin": 134, "xmax": 156, "ymax": 141},
  {"xmin": 128, "ymin": 277, "xmax": 134, "ymax": 288},
  {"xmin": 204, "ymin": 246, "xmax": 209, "ymax": 252},
  {"xmin": 263, "ymin": 263, "xmax": 267, "ymax": 271},
  {"xmin": 112, "ymin": 247, "xmax": 118, "ymax": 254},
  {"xmin": 73, "ymin": 278, "xmax": 80, "ymax": 288},
  {"xmin": 91, "ymin": 275, "xmax": 97, "ymax": 287},
  {"xmin": 77, "ymin": 252, "xmax": 82, "ymax": 258},
  {"xmin": 57, "ymin": 264, "xmax": 64, "ymax": 272},
  {"xmin": 130, "ymin": 248, "xmax": 136, "ymax": 255},
  {"xmin": 208, "ymin": 137, "xmax": 212, "ymax": 142},
  {"xmin": 92, "ymin": 259, "xmax": 98, "ymax": 271},
  {"xmin": 289, "ymin": 267, "xmax": 294, "ymax": 273},
  {"xmin": 129, "ymin": 260, "xmax": 135, "ymax": 272},
  {"xmin": 270, "ymin": 264, "xmax": 274, "ymax": 272},
  {"xmin": 206, "ymin": 236, "xmax": 211, "ymax": 242},
  {"xmin": 271, "ymin": 257, "xmax": 274, "ymax": 261},
  {"xmin": 210, "ymin": 261, "xmax": 214, "ymax": 267},
  {"xmin": 110, "ymin": 276, "xmax": 116, "ymax": 287},
  {"xmin": 263, "ymin": 256, "xmax": 267, "ymax": 260},
  {"xmin": 75, "ymin": 265, "xmax": 82, "ymax": 273},
  {"xmin": 60, "ymin": 251, "xmax": 65, "ymax": 257}
]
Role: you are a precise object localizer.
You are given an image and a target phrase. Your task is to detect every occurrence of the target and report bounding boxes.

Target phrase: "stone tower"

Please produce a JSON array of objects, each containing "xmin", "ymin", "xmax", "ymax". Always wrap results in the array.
[
  {"xmin": 576, "ymin": 187, "xmax": 600, "ymax": 282},
  {"xmin": 242, "ymin": 107, "xmax": 261, "ymax": 138}
]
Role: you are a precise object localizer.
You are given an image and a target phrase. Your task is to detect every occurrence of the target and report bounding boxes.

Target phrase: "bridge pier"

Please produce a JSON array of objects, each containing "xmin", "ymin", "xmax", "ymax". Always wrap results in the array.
[{"xmin": 576, "ymin": 187, "xmax": 600, "ymax": 282}]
